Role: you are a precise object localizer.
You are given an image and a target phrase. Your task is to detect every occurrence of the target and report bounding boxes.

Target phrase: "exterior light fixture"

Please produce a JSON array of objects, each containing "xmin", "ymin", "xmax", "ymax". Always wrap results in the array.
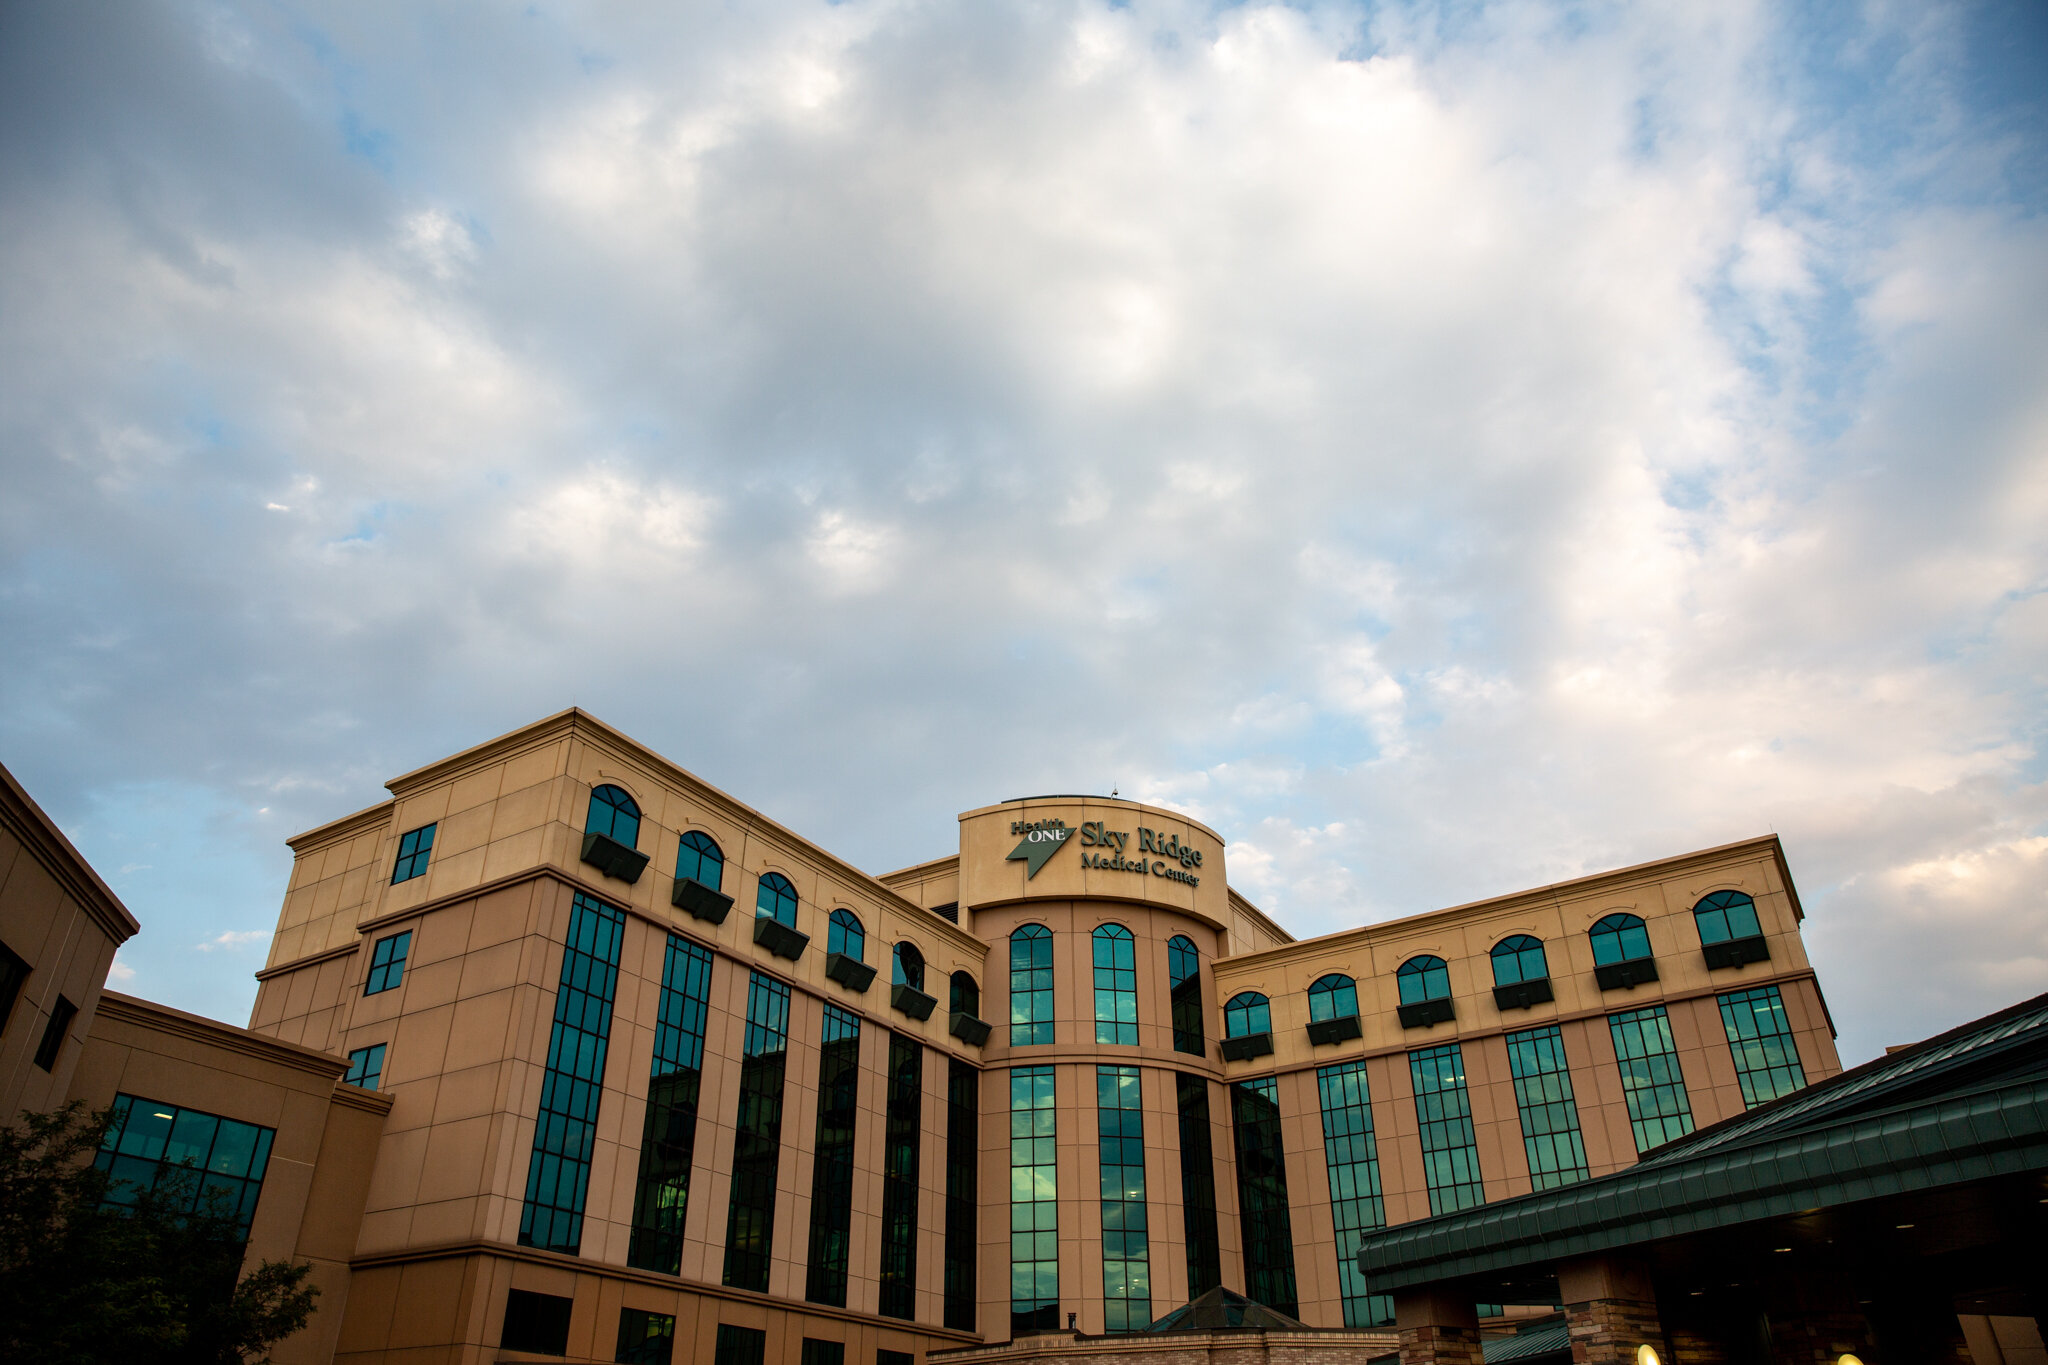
[
  {"xmin": 1635, "ymin": 1346, "xmax": 1661, "ymax": 1365},
  {"xmin": 1838, "ymin": 1355, "xmax": 1865, "ymax": 1365}
]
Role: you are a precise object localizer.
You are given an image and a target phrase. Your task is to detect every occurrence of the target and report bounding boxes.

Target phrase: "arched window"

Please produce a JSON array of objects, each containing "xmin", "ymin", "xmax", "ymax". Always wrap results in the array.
[
  {"xmin": 1010, "ymin": 926, "xmax": 1053, "ymax": 1046},
  {"xmin": 587, "ymin": 784, "xmax": 641, "ymax": 847},
  {"xmin": 1396, "ymin": 956, "xmax": 1451, "ymax": 1004},
  {"xmin": 827, "ymin": 908, "xmax": 865, "ymax": 961},
  {"xmin": 1692, "ymin": 891, "xmax": 1762, "ymax": 945},
  {"xmin": 1224, "ymin": 991, "xmax": 1271, "ymax": 1039},
  {"xmin": 1308, "ymin": 974, "xmax": 1359, "ymax": 1021},
  {"xmin": 756, "ymin": 871, "xmax": 798, "ymax": 927},
  {"xmin": 1589, "ymin": 914, "xmax": 1652, "ymax": 965},
  {"xmin": 894, "ymin": 941, "xmax": 926, "ymax": 992},
  {"xmin": 950, "ymin": 970, "xmax": 980, "ymax": 1018},
  {"xmin": 1168, "ymin": 934, "xmax": 1204, "ymax": 1056},
  {"xmin": 674, "ymin": 830, "xmax": 723, "ymax": 890},
  {"xmin": 1490, "ymin": 935, "xmax": 1549, "ymax": 986},
  {"xmin": 1093, "ymin": 924, "xmax": 1138, "ymax": 1046}
]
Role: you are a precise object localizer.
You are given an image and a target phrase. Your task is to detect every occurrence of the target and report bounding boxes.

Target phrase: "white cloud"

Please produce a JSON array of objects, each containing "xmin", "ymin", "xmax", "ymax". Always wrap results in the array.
[
  {"xmin": 0, "ymin": 0, "xmax": 2041, "ymax": 1063},
  {"xmin": 196, "ymin": 929, "xmax": 271, "ymax": 953}
]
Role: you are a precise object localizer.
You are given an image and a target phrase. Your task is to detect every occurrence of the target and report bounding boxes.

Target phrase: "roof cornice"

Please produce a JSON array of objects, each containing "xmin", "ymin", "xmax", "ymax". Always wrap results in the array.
[
  {"xmin": 0, "ymin": 759, "xmax": 140, "ymax": 944},
  {"xmin": 94, "ymin": 991, "xmax": 350, "ymax": 1081}
]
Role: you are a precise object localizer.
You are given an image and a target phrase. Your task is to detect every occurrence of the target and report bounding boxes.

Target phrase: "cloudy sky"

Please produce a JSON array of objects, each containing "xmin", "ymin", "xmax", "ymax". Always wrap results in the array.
[{"xmin": 3, "ymin": 0, "xmax": 2044, "ymax": 1065}]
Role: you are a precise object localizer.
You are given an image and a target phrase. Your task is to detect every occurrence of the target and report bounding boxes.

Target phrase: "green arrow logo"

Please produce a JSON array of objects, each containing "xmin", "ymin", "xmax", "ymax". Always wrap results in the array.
[{"xmin": 1006, "ymin": 826, "xmax": 1074, "ymax": 879}]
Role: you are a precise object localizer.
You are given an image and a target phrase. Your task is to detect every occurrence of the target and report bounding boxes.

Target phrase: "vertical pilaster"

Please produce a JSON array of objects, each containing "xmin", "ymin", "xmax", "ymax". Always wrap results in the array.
[{"xmin": 1559, "ymin": 1255, "xmax": 1666, "ymax": 1365}]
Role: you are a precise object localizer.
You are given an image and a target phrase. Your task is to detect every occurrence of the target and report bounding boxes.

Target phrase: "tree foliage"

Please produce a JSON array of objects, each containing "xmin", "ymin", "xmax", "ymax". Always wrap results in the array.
[{"xmin": 0, "ymin": 1102, "xmax": 317, "ymax": 1365}]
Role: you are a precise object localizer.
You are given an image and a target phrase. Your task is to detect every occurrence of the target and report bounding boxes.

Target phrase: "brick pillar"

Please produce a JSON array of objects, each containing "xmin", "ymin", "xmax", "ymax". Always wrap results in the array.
[
  {"xmin": 1559, "ymin": 1255, "xmax": 1666, "ymax": 1365},
  {"xmin": 1395, "ymin": 1287, "xmax": 1484, "ymax": 1365}
]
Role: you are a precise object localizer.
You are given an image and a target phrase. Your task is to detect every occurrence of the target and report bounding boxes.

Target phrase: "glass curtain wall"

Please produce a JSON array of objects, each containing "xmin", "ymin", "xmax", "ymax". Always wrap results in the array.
[
  {"xmin": 1229, "ymin": 1077, "xmax": 1299, "ymax": 1317},
  {"xmin": 629, "ymin": 935, "xmax": 715, "ymax": 1272},
  {"xmin": 1718, "ymin": 985, "xmax": 1807, "ymax": 1106},
  {"xmin": 804, "ymin": 1004, "xmax": 861, "ymax": 1306},
  {"xmin": 879, "ymin": 1033, "xmax": 923, "ymax": 1320},
  {"xmin": 1608, "ymin": 1006, "xmax": 1695, "ymax": 1152},
  {"xmin": 1173, "ymin": 1074, "xmax": 1223, "ymax": 1299},
  {"xmin": 520, "ymin": 892, "xmax": 626, "ymax": 1253},
  {"xmin": 1315, "ymin": 1061, "xmax": 1393, "ymax": 1327},
  {"xmin": 1097, "ymin": 1065, "xmax": 1151, "ymax": 1331},
  {"xmin": 1009, "ymin": 1065, "xmax": 1058, "ymax": 1333},
  {"xmin": 1408, "ymin": 1044, "xmax": 1485, "ymax": 1214},
  {"xmin": 1501, "ymin": 1026, "xmax": 1590, "ymax": 1190},
  {"xmin": 943, "ymin": 1059, "xmax": 979, "ymax": 1331},
  {"xmin": 722, "ymin": 973, "xmax": 791, "ymax": 1291}
]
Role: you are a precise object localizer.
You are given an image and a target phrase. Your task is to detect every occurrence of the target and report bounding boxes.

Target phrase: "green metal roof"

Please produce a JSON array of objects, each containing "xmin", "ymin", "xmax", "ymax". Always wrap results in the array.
[{"xmin": 1355, "ymin": 991, "xmax": 2048, "ymax": 1295}]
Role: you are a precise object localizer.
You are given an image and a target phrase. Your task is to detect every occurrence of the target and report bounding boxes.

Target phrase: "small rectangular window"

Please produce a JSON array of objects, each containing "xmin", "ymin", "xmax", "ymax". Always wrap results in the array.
[
  {"xmin": 615, "ymin": 1308, "xmax": 675, "ymax": 1365},
  {"xmin": 501, "ymin": 1289, "xmax": 572, "ymax": 1356},
  {"xmin": 0, "ymin": 939, "xmax": 30, "ymax": 1037},
  {"xmin": 364, "ymin": 931, "xmax": 412, "ymax": 995},
  {"xmin": 877, "ymin": 1351, "xmax": 914, "ymax": 1365},
  {"xmin": 33, "ymin": 994, "xmax": 76, "ymax": 1071},
  {"xmin": 799, "ymin": 1342, "xmax": 845, "ymax": 1365},
  {"xmin": 344, "ymin": 1043, "xmax": 387, "ymax": 1091},
  {"xmin": 713, "ymin": 1325, "xmax": 765, "ymax": 1365},
  {"xmin": 391, "ymin": 823, "xmax": 437, "ymax": 884}
]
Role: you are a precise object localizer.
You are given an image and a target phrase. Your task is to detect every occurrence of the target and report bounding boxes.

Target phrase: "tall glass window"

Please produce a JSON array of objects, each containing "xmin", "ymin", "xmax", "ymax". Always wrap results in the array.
[
  {"xmin": 1315, "ymin": 1061, "xmax": 1393, "ymax": 1328},
  {"xmin": 1502, "ymin": 1026, "xmax": 1589, "ymax": 1190},
  {"xmin": 944, "ymin": 1059, "xmax": 979, "ymax": 1332},
  {"xmin": 1608, "ymin": 1005, "xmax": 1694, "ymax": 1152},
  {"xmin": 617, "ymin": 1308, "xmax": 675, "ymax": 1365},
  {"xmin": 520, "ymin": 892, "xmax": 626, "ymax": 1254},
  {"xmin": 630, "ymin": 935, "xmax": 714, "ymax": 1273},
  {"xmin": 1009, "ymin": 1065, "xmax": 1058, "ymax": 1333},
  {"xmin": 674, "ymin": 830, "xmax": 724, "ymax": 891},
  {"xmin": 950, "ymin": 971, "xmax": 980, "ymax": 1018},
  {"xmin": 1167, "ymin": 936, "xmax": 1204, "ymax": 1056},
  {"xmin": 756, "ymin": 872, "xmax": 798, "ymax": 926},
  {"xmin": 1229, "ymin": 1077, "xmax": 1299, "ymax": 1318},
  {"xmin": 827, "ymin": 909, "xmax": 865, "ymax": 961},
  {"xmin": 1308, "ymin": 974, "xmax": 1359, "ymax": 1020},
  {"xmin": 1409, "ymin": 1043, "xmax": 1485, "ymax": 1214},
  {"xmin": 1093, "ymin": 924, "xmax": 1139, "ymax": 1046},
  {"xmin": 587, "ymin": 784, "xmax": 641, "ymax": 846},
  {"xmin": 1173, "ymin": 1074, "xmax": 1222, "ymax": 1299},
  {"xmin": 712, "ymin": 1325, "xmax": 764, "ymax": 1365},
  {"xmin": 879, "ymin": 1033, "xmax": 923, "ymax": 1320},
  {"xmin": 95, "ymin": 1094, "xmax": 275, "ymax": 1239},
  {"xmin": 1097, "ymin": 1065, "xmax": 1151, "ymax": 1331},
  {"xmin": 1010, "ymin": 926, "xmax": 1053, "ymax": 1046},
  {"xmin": 1717, "ymin": 985, "xmax": 1807, "ymax": 1107},
  {"xmin": 722, "ymin": 973, "xmax": 791, "ymax": 1291},
  {"xmin": 1490, "ymin": 935, "xmax": 1549, "ymax": 985},
  {"xmin": 1224, "ymin": 991, "xmax": 1270, "ymax": 1038},
  {"xmin": 804, "ymin": 1005, "xmax": 861, "ymax": 1306}
]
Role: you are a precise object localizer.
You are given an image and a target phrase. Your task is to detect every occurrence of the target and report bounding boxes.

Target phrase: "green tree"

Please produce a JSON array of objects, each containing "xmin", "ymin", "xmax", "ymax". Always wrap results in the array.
[{"xmin": 0, "ymin": 1102, "xmax": 317, "ymax": 1365}]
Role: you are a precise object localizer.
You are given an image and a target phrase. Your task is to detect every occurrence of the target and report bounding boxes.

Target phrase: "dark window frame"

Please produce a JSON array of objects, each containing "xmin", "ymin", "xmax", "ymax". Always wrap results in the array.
[
  {"xmin": 391, "ymin": 823, "xmax": 436, "ymax": 884},
  {"xmin": 364, "ymin": 930, "xmax": 412, "ymax": 996},
  {"xmin": 587, "ymin": 784, "xmax": 642, "ymax": 848}
]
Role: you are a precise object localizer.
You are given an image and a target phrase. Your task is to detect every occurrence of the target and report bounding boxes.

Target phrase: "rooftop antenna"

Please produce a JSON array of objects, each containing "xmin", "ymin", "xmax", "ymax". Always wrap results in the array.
[{"xmin": 1111, "ymin": 785, "xmax": 1119, "ymax": 798}]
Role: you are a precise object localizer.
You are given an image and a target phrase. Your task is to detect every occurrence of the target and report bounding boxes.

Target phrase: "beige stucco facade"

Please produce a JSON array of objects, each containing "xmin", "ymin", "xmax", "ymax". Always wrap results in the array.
[{"xmin": 4, "ymin": 712, "xmax": 1850, "ymax": 1365}]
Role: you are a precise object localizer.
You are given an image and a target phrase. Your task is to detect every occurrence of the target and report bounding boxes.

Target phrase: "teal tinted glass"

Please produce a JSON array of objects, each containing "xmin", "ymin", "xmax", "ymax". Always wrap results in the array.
[
  {"xmin": 1308, "ymin": 974, "xmax": 1358, "ymax": 1021},
  {"xmin": 1397, "ymin": 956, "xmax": 1451, "ymax": 1004},
  {"xmin": 1409, "ymin": 1043, "xmax": 1485, "ymax": 1214},
  {"xmin": 674, "ymin": 831, "xmax": 723, "ymax": 890},
  {"xmin": 1608, "ymin": 1005, "xmax": 1695, "ymax": 1151},
  {"xmin": 1224, "ymin": 991, "xmax": 1270, "ymax": 1038},
  {"xmin": 1316, "ymin": 1060, "xmax": 1393, "ymax": 1327},
  {"xmin": 1010, "ymin": 1065, "xmax": 1059, "ymax": 1333},
  {"xmin": 1093, "ymin": 924, "xmax": 1139, "ymax": 1046},
  {"xmin": 1590, "ymin": 914, "xmax": 1652, "ymax": 965},
  {"xmin": 586, "ymin": 784, "xmax": 641, "ymax": 846},
  {"xmin": 826, "ymin": 908, "xmax": 864, "ymax": 960},
  {"xmin": 1010, "ymin": 926, "xmax": 1053, "ymax": 1046},
  {"xmin": 1694, "ymin": 891, "xmax": 1762, "ymax": 945},
  {"xmin": 519, "ymin": 893, "xmax": 625, "ymax": 1254},
  {"xmin": 1490, "ymin": 936, "xmax": 1548, "ymax": 986},
  {"xmin": 1718, "ymin": 985, "xmax": 1807, "ymax": 1106},
  {"xmin": 754, "ymin": 873, "xmax": 797, "ymax": 926},
  {"xmin": 1503, "ymin": 1026, "xmax": 1589, "ymax": 1190}
]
